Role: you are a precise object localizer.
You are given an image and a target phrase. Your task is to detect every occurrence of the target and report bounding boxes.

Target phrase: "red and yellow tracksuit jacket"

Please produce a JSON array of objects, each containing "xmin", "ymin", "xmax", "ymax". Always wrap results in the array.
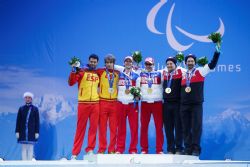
[
  {"xmin": 96, "ymin": 68, "xmax": 119, "ymax": 101},
  {"xmin": 68, "ymin": 69, "xmax": 100, "ymax": 103}
]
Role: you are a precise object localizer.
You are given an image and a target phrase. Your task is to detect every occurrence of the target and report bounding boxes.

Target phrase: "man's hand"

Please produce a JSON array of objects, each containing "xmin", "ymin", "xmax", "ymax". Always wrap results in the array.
[
  {"xmin": 35, "ymin": 133, "xmax": 39, "ymax": 139},
  {"xmin": 72, "ymin": 67, "xmax": 77, "ymax": 72},
  {"xmin": 71, "ymin": 61, "xmax": 81, "ymax": 68},
  {"xmin": 135, "ymin": 96, "xmax": 140, "ymax": 101},
  {"xmin": 16, "ymin": 132, "xmax": 19, "ymax": 139},
  {"xmin": 215, "ymin": 43, "xmax": 221, "ymax": 53}
]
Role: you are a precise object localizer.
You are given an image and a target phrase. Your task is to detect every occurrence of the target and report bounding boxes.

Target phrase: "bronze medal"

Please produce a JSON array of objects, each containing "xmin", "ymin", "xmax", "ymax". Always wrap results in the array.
[
  {"xmin": 185, "ymin": 87, "xmax": 191, "ymax": 93},
  {"xmin": 125, "ymin": 89, "xmax": 130, "ymax": 95}
]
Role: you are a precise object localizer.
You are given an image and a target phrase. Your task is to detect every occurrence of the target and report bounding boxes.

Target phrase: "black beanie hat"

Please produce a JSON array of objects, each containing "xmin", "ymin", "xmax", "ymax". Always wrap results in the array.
[
  {"xmin": 166, "ymin": 57, "xmax": 177, "ymax": 65},
  {"xmin": 185, "ymin": 54, "xmax": 196, "ymax": 64}
]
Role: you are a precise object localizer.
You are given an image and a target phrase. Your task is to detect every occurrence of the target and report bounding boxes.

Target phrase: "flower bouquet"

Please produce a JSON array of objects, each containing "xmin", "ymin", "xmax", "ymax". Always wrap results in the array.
[
  {"xmin": 175, "ymin": 52, "xmax": 184, "ymax": 63},
  {"xmin": 197, "ymin": 56, "xmax": 208, "ymax": 67},
  {"xmin": 208, "ymin": 32, "xmax": 222, "ymax": 45},
  {"xmin": 130, "ymin": 86, "xmax": 141, "ymax": 101},
  {"xmin": 132, "ymin": 51, "xmax": 142, "ymax": 70},
  {"xmin": 68, "ymin": 56, "xmax": 81, "ymax": 72}
]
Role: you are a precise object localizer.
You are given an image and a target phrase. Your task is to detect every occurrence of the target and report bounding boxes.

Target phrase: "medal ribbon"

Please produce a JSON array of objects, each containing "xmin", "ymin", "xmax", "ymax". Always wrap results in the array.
[
  {"xmin": 106, "ymin": 69, "xmax": 114, "ymax": 89},
  {"xmin": 147, "ymin": 72, "xmax": 153, "ymax": 88},
  {"xmin": 186, "ymin": 68, "xmax": 196, "ymax": 87},
  {"xmin": 133, "ymin": 99, "xmax": 141, "ymax": 113},
  {"xmin": 167, "ymin": 70, "xmax": 175, "ymax": 89},
  {"xmin": 124, "ymin": 72, "xmax": 131, "ymax": 90}
]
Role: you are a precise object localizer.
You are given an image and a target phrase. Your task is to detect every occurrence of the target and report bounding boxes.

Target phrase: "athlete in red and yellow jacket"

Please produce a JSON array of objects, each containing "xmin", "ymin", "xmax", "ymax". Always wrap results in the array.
[
  {"xmin": 96, "ymin": 54, "xmax": 119, "ymax": 153},
  {"xmin": 69, "ymin": 54, "xmax": 100, "ymax": 159}
]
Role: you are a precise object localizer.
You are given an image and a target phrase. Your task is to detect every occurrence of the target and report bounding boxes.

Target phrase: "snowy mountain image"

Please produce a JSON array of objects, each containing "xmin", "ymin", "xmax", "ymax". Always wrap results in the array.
[
  {"xmin": 201, "ymin": 109, "xmax": 250, "ymax": 160},
  {"xmin": 33, "ymin": 94, "xmax": 76, "ymax": 125}
]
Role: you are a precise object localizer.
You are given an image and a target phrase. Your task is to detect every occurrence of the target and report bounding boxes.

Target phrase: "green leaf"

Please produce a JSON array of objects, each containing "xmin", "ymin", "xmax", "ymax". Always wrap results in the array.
[
  {"xmin": 130, "ymin": 87, "xmax": 141, "ymax": 97},
  {"xmin": 208, "ymin": 32, "xmax": 222, "ymax": 44},
  {"xmin": 132, "ymin": 51, "xmax": 142, "ymax": 64},
  {"xmin": 197, "ymin": 56, "xmax": 208, "ymax": 67},
  {"xmin": 175, "ymin": 52, "xmax": 184, "ymax": 63},
  {"xmin": 68, "ymin": 56, "xmax": 81, "ymax": 65}
]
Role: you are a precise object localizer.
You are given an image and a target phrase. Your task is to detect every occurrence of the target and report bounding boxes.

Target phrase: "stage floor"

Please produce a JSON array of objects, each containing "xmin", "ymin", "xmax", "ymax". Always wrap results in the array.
[{"xmin": 1, "ymin": 154, "xmax": 250, "ymax": 167}]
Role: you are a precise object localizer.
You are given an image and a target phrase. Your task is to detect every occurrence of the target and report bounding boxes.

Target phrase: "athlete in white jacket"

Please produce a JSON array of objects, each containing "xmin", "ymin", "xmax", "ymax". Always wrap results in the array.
[
  {"xmin": 115, "ymin": 56, "xmax": 140, "ymax": 154},
  {"xmin": 139, "ymin": 57, "xmax": 164, "ymax": 154}
]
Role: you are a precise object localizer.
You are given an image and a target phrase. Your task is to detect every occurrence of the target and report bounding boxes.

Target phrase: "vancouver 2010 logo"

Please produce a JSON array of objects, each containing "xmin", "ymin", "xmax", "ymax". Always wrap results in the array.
[{"xmin": 146, "ymin": 0, "xmax": 225, "ymax": 51}]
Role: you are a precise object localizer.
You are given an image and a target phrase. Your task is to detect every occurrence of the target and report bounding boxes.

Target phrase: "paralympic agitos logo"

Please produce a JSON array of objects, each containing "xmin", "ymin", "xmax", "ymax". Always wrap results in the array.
[{"xmin": 146, "ymin": 0, "xmax": 225, "ymax": 51}]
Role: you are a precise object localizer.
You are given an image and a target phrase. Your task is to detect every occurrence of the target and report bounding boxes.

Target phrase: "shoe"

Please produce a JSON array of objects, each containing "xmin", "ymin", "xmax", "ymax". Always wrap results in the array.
[
  {"xmin": 87, "ymin": 150, "xmax": 94, "ymax": 155},
  {"xmin": 71, "ymin": 155, "xmax": 77, "ymax": 160},
  {"xmin": 108, "ymin": 151, "xmax": 115, "ymax": 154},
  {"xmin": 141, "ymin": 151, "xmax": 147, "ymax": 154},
  {"xmin": 157, "ymin": 151, "xmax": 164, "ymax": 154},
  {"xmin": 192, "ymin": 151, "xmax": 199, "ymax": 156},
  {"xmin": 175, "ymin": 151, "xmax": 183, "ymax": 155},
  {"xmin": 130, "ymin": 152, "xmax": 137, "ymax": 154},
  {"xmin": 175, "ymin": 149, "xmax": 183, "ymax": 155},
  {"xmin": 184, "ymin": 152, "xmax": 192, "ymax": 155},
  {"xmin": 167, "ymin": 151, "xmax": 174, "ymax": 154},
  {"xmin": 97, "ymin": 151, "xmax": 104, "ymax": 154},
  {"xmin": 184, "ymin": 149, "xmax": 192, "ymax": 155},
  {"xmin": 115, "ymin": 151, "xmax": 121, "ymax": 154}
]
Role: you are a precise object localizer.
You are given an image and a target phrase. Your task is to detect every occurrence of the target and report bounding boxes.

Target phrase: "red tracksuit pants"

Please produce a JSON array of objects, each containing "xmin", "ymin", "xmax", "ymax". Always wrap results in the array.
[
  {"xmin": 72, "ymin": 102, "xmax": 99, "ymax": 155},
  {"xmin": 140, "ymin": 101, "xmax": 164, "ymax": 153},
  {"xmin": 116, "ymin": 102, "xmax": 138, "ymax": 154},
  {"xmin": 98, "ymin": 100, "xmax": 118, "ymax": 153}
]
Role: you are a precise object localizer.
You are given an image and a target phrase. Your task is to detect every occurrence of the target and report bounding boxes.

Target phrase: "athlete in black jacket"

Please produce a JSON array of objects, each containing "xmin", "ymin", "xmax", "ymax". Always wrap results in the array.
[
  {"xmin": 162, "ymin": 57, "xmax": 185, "ymax": 154},
  {"xmin": 180, "ymin": 46, "xmax": 220, "ymax": 156}
]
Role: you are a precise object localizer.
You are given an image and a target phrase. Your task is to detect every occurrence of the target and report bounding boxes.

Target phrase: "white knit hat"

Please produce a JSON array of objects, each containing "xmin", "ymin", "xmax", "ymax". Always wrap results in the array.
[
  {"xmin": 23, "ymin": 92, "xmax": 34, "ymax": 99},
  {"xmin": 124, "ymin": 56, "xmax": 133, "ymax": 62}
]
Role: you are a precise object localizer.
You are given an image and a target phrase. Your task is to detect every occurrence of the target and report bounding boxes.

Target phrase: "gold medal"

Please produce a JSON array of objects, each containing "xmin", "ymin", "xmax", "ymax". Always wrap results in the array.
[
  {"xmin": 165, "ymin": 88, "xmax": 171, "ymax": 94},
  {"xmin": 185, "ymin": 87, "xmax": 191, "ymax": 93},
  {"xmin": 125, "ymin": 89, "xmax": 130, "ymax": 95},
  {"xmin": 147, "ymin": 88, "xmax": 153, "ymax": 94}
]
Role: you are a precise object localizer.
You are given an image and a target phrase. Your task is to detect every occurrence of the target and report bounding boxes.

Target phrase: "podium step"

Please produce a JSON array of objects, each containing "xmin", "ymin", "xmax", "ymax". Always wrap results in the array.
[
  {"xmin": 84, "ymin": 154, "xmax": 199, "ymax": 164},
  {"xmin": 0, "ymin": 155, "xmax": 249, "ymax": 167}
]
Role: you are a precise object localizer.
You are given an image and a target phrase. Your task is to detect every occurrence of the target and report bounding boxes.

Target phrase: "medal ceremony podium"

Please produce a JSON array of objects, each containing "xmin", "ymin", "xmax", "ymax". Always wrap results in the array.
[{"xmin": 1, "ymin": 154, "xmax": 249, "ymax": 167}]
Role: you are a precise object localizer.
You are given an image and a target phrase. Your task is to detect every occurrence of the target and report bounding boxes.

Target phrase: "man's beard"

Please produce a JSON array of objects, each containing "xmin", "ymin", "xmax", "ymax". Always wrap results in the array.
[
  {"xmin": 167, "ymin": 67, "xmax": 175, "ymax": 72},
  {"xmin": 188, "ymin": 64, "xmax": 194, "ymax": 70},
  {"xmin": 168, "ymin": 69, "xmax": 174, "ymax": 73},
  {"xmin": 106, "ymin": 66, "xmax": 113, "ymax": 70},
  {"xmin": 88, "ymin": 64, "xmax": 96, "ymax": 70}
]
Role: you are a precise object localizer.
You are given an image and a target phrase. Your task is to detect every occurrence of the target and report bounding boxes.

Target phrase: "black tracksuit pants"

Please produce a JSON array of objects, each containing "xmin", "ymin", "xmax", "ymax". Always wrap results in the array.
[
  {"xmin": 163, "ymin": 100, "xmax": 183, "ymax": 153},
  {"xmin": 180, "ymin": 103, "xmax": 203, "ymax": 155}
]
